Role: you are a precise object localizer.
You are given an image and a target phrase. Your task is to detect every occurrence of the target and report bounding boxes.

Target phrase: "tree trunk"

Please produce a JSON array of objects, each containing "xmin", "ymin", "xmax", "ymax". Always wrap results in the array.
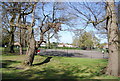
[
  {"xmin": 47, "ymin": 31, "xmax": 51, "ymax": 49},
  {"xmin": 106, "ymin": 0, "xmax": 120, "ymax": 76},
  {"xmin": 19, "ymin": 28, "xmax": 23, "ymax": 55},
  {"xmin": 21, "ymin": 29, "xmax": 27, "ymax": 47},
  {"xmin": 48, "ymin": 39, "xmax": 51, "ymax": 49},
  {"xmin": 9, "ymin": 31, "xmax": 15, "ymax": 53},
  {"xmin": 19, "ymin": 46, "xmax": 23, "ymax": 55},
  {"xmin": 24, "ymin": 28, "xmax": 36, "ymax": 66}
]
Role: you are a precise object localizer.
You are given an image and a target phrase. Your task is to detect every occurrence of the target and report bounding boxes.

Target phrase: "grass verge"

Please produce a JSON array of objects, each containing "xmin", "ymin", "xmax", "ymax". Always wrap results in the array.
[{"xmin": 1, "ymin": 54, "xmax": 120, "ymax": 80}]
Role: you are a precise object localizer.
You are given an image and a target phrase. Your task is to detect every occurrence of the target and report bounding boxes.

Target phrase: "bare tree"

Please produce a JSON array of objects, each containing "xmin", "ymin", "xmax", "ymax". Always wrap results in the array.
[
  {"xmin": 69, "ymin": 1, "xmax": 120, "ymax": 76},
  {"xmin": 2, "ymin": 2, "xmax": 79, "ymax": 66},
  {"xmin": 105, "ymin": 0, "xmax": 120, "ymax": 76},
  {"xmin": 14, "ymin": 27, "xmax": 27, "ymax": 55},
  {"xmin": 3, "ymin": 2, "xmax": 38, "ymax": 65},
  {"xmin": 2, "ymin": 2, "xmax": 29, "ymax": 54},
  {"xmin": 45, "ymin": 30, "xmax": 56, "ymax": 49},
  {"xmin": 35, "ymin": 2, "xmax": 72, "ymax": 50},
  {"xmin": 2, "ymin": 2, "xmax": 18, "ymax": 53}
]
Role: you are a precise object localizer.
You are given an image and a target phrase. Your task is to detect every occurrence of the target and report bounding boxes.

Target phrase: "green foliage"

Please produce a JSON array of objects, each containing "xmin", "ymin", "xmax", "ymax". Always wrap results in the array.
[
  {"xmin": 79, "ymin": 32, "xmax": 93, "ymax": 47},
  {"xmin": 73, "ymin": 31, "xmax": 100, "ymax": 50}
]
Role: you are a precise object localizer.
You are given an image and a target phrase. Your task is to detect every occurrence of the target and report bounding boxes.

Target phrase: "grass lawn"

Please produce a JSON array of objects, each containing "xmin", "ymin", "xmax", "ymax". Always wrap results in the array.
[{"xmin": 1, "ymin": 54, "xmax": 120, "ymax": 80}]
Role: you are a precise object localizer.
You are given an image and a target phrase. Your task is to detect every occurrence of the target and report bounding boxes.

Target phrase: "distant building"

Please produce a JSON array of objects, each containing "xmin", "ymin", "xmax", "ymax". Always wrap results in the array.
[
  {"xmin": 64, "ymin": 44, "xmax": 74, "ymax": 47},
  {"xmin": 57, "ymin": 43, "xmax": 65, "ymax": 47}
]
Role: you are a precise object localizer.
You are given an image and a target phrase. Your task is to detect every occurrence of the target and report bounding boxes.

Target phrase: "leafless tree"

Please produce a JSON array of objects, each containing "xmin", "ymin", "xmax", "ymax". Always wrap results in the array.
[
  {"xmin": 105, "ymin": 0, "xmax": 120, "ymax": 76},
  {"xmin": 2, "ymin": 2, "xmax": 72, "ymax": 65},
  {"xmin": 69, "ymin": 1, "xmax": 120, "ymax": 76}
]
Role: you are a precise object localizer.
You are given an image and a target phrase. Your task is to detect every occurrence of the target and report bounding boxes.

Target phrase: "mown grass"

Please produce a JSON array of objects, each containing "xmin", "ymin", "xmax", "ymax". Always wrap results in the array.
[
  {"xmin": 1, "ymin": 54, "xmax": 120, "ymax": 80},
  {"xmin": 39, "ymin": 47, "xmax": 82, "ymax": 51}
]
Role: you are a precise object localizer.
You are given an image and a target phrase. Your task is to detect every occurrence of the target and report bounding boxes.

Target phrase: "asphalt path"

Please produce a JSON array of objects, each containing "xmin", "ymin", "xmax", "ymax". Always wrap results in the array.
[{"xmin": 38, "ymin": 49, "xmax": 109, "ymax": 59}]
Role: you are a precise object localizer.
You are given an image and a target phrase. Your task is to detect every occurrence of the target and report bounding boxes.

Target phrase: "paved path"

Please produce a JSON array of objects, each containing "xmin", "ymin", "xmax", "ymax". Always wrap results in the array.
[{"xmin": 38, "ymin": 49, "xmax": 109, "ymax": 59}]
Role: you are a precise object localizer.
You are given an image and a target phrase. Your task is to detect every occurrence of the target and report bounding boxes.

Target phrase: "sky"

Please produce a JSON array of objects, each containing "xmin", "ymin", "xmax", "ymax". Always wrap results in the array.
[
  {"xmin": 49, "ymin": 1, "xmax": 118, "ymax": 44},
  {"xmin": 9, "ymin": 1, "xmax": 110, "ymax": 44},
  {"xmin": 50, "ymin": 24, "xmax": 108, "ymax": 44},
  {"xmin": 58, "ymin": 32, "xmax": 107, "ymax": 44},
  {"xmin": 51, "ymin": 31, "xmax": 74, "ymax": 44},
  {"xmin": 35, "ymin": 2, "xmax": 109, "ymax": 44},
  {"xmin": 2, "ymin": 0, "xmax": 120, "ymax": 2}
]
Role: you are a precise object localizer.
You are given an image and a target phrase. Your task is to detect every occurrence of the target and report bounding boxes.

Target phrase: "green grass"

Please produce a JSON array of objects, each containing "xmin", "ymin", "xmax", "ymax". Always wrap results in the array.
[
  {"xmin": 1, "ymin": 47, "xmax": 27, "ymax": 56},
  {"xmin": 1, "ymin": 54, "xmax": 120, "ymax": 80},
  {"xmin": 0, "ymin": 47, "xmax": 4, "ymax": 51},
  {"xmin": 39, "ymin": 46, "xmax": 82, "ymax": 50}
]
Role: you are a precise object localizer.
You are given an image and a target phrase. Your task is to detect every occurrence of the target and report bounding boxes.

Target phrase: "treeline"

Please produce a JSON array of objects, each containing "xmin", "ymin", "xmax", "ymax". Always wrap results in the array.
[{"xmin": 72, "ymin": 31, "xmax": 100, "ymax": 50}]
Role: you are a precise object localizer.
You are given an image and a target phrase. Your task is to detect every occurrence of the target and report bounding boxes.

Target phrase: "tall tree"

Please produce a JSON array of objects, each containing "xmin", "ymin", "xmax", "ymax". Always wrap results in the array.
[
  {"xmin": 8, "ymin": 2, "xmax": 68, "ymax": 65},
  {"xmin": 2, "ymin": 2, "xmax": 18, "ymax": 53},
  {"xmin": 2, "ymin": 2, "xmax": 38, "ymax": 65},
  {"xmin": 105, "ymin": 0, "xmax": 120, "ymax": 76},
  {"xmin": 44, "ymin": 29, "xmax": 59, "ymax": 49},
  {"xmin": 2, "ymin": 2, "xmax": 28, "ymax": 54},
  {"xmin": 35, "ymin": 2, "xmax": 72, "ymax": 50},
  {"xmin": 70, "ymin": 1, "xmax": 120, "ymax": 76}
]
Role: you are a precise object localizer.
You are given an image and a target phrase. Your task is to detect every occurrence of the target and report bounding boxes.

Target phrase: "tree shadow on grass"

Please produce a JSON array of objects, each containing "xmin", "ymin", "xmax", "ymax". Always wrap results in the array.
[
  {"xmin": 33, "ymin": 57, "xmax": 53, "ymax": 66},
  {"xmin": 3, "ymin": 50, "xmax": 26, "ymax": 56},
  {"xmin": 2, "ymin": 60, "xmax": 21, "ymax": 68},
  {"xmin": 2, "ymin": 65, "xmax": 107, "ymax": 80},
  {"xmin": 2, "ymin": 69, "xmax": 78, "ymax": 80},
  {"xmin": 34, "ymin": 51, "xmax": 87, "ymax": 66}
]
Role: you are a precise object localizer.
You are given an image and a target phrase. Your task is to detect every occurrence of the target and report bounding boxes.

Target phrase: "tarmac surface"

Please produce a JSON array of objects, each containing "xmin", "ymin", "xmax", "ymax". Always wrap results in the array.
[{"xmin": 38, "ymin": 49, "xmax": 109, "ymax": 59}]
